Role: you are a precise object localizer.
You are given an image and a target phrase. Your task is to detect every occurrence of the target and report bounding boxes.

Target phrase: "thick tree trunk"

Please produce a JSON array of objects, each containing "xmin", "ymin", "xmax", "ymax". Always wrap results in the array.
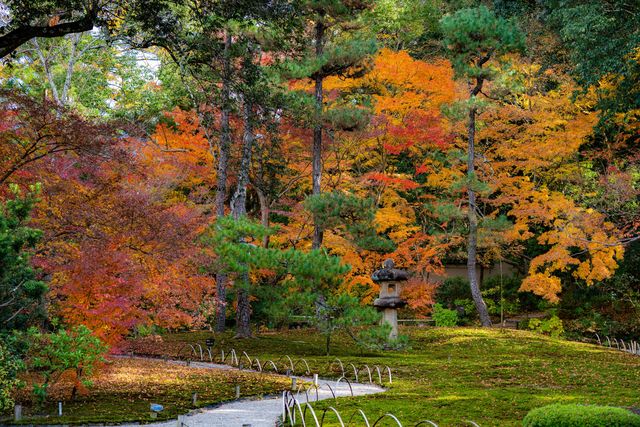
[
  {"xmin": 214, "ymin": 31, "xmax": 233, "ymax": 333},
  {"xmin": 235, "ymin": 286, "xmax": 252, "ymax": 339},
  {"xmin": 467, "ymin": 106, "xmax": 492, "ymax": 327},
  {"xmin": 233, "ymin": 99, "xmax": 255, "ymax": 338},
  {"xmin": 311, "ymin": 20, "xmax": 325, "ymax": 250}
]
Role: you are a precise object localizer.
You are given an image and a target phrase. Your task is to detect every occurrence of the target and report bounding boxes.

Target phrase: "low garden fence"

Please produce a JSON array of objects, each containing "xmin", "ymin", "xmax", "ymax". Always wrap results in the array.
[
  {"xmin": 163, "ymin": 343, "xmax": 393, "ymax": 386},
  {"xmin": 281, "ymin": 390, "xmax": 481, "ymax": 427},
  {"xmin": 594, "ymin": 334, "xmax": 640, "ymax": 356}
]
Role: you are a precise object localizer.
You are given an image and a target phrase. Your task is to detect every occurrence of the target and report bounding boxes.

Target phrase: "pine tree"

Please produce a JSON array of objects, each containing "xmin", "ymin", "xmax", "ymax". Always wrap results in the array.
[
  {"xmin": 0, "ymin": 185, "xmax": 48, "ymax": 332},
  {"xmin": 286, "ymin": 0, "xmax": 376, "ymax": 249},
  {"xmin": 440, "ymin": 6, "xmax": 525, "ymax": 327}
]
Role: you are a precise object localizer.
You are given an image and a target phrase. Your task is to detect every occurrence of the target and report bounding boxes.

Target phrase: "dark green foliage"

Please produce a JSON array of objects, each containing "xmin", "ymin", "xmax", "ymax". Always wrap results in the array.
[
  {"xmin": 282, "ymin": 38, "xmax": 377, "ymax": 81},
  {"xmin": 440, "ymin": 5, "xmax": 525, "ymax": 80},
  {"xmin": 436, "ymin": 275, "xmax": 543, "ymax": 324},
  {"xmin": 323, "ymin": 105, "xmax": 371, "ymax": 132},
  {"xmin": 522, "ymin": 404, "xmax": 640, "ymax": 427},
  {"xmin": 0, "ymin": 184, "xmax": 47, "ymax": 332},
  {"xmin": 281, "ymin": 0, "xmax": 377, "ymax": 130},
  {"xmin": 483, "ymin": 274, "xmax": 543, "ymax": 315},
  {"xmin": 202, "ymin": 216, "xmax": 349, "ymax": 324},
  {"xmin": 547, "ymin": 2, "xmax": 640, "ymax": 90},
  {"xmin": 304, "ymin": 191, "xmax": 395, "ymax": 252},
  {"xmin": 493, "ymin": 0, "xmax": 640, "ymax": 137},
  {"xmin": 202, "ymin": 217, "xmax": 398, "ymax": 353},
  {"xmin": 202, "ymin": 216, "xmax": 349, "ymax": 282},
  {"xmin": 436, "ymin": 277, "xmax": 471, "ymax": 305}
]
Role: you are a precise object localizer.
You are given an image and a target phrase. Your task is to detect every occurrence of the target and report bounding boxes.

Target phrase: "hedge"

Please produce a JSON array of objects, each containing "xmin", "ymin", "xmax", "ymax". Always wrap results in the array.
[{"xmin": 523, "ymin": 404, "xmax": 640, "ymax": 427}]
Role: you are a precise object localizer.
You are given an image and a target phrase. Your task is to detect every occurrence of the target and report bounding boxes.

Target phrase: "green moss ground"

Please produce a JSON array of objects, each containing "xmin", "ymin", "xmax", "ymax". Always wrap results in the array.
[{"xmin": 124, "ymin": 327, "xmax": 640, "ymax": 426}]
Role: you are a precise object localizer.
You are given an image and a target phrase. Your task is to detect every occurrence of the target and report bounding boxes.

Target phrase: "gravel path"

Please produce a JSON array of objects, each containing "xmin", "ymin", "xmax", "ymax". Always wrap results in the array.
[{"xmin": 118, "ymin": 357, "xmax": 385, "ymax": 427}]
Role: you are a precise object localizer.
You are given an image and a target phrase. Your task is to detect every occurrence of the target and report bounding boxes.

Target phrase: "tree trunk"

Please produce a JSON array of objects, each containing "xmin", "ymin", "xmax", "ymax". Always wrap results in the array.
[
  {"xmin": 33, "ymin": 38, "xmax": 61, "ymax": 105},
  {"xmin": 60, "ymin": 33, "xmax": 81, "ymax": 105},
  {"xmin": 311, "ymin": 20, "xmax": 325, "ymax": 250},
  {"xmin": 214, "ymin": 31, "xmax": 233, "ymax": 333},
  {"xmin": 325, "ymin": 332, "xmax": 331, "ymax": 356},
  {"xmin": 232, "ymin": 98, "xmax": 255, "ymax": 339},
  {"xmin": 235, "ymin": 286, "xmax": 252, "ymax": 338},
  {"xmin": 467, "ymin": 105, "xmax": 492, "ymax": 327},
  {"xmin": 254, "ymin": 185, "xmax": 270, "ymax": 247}
]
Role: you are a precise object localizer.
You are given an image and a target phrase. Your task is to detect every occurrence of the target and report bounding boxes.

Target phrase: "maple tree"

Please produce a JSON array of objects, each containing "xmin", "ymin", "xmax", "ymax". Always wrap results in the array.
[
  {"xmin": 0, "ymin": 91, "xmax": 116, "ymax": 186},
  {"xmin": 0, "ymin": 104, "xmax": 216, "ymax": 344}
]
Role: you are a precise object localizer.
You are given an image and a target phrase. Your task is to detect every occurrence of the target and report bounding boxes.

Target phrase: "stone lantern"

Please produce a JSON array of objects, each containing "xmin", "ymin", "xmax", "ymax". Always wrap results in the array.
[{"xmin": 372, "ymin": 259, "xmax": 409, "ymax": 339}]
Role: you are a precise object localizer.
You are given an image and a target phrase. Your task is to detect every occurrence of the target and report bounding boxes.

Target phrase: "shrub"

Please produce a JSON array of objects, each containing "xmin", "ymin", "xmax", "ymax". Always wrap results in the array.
[
  {"xmin": 0, "ymin": 338, "xmax": 24, "ymax": 412},
  {"xmin": 522, "ymin": 404, "xmax": 640, "ymax": 427},
  {"xmin": 432, "ymin": 303, "xmax": 458, "ymax": 327},
  {"xmin": 436, "ymin": 277, "xmax": 470, "ymax": 305},
  {"xmin": 28, "ymin": 325, "xmax": 108, "ymax": 402},
  {"xmin": 528, "ymin": 315, "xmax": 564, "ymax": 338}
]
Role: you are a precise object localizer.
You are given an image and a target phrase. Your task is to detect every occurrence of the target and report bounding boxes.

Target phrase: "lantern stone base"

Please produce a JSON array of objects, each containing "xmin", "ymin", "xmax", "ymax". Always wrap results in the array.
[{"xmin": 382, "ymin": 308, "xmax": 398, "ymax": 339}]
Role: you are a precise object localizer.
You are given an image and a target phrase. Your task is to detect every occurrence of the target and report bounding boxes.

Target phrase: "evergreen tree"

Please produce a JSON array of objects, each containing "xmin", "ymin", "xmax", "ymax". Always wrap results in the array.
[
  {"xmin": 285, "ymin": 0, "xmax": 377, "ymax": 249},
  {"xmin": 0, "ymin": 184, "xmax": 48, "ymax": 332},
  {"xmin": 304, "ymin": 191, "xmax": 395, "ymax": 253},
  {"xmin": 440, "ymin": 6, "xmax": 524, "ymax": 327}
]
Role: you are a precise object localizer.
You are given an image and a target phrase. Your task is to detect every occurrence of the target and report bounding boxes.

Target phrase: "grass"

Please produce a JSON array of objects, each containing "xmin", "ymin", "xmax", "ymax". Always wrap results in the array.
[
  {"xmin": 7, "ymin": 356, "xmax": 290, "ymax": 425},
  {"xmin": 122, "ymin": 327, "xmax": 640, "ymax": 426}
]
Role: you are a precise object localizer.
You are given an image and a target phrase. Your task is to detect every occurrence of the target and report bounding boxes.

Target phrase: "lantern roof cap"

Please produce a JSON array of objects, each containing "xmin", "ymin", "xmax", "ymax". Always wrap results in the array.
[{"xmin": 371, "ymin": 259, "xmax": 409, "ymax": 283}]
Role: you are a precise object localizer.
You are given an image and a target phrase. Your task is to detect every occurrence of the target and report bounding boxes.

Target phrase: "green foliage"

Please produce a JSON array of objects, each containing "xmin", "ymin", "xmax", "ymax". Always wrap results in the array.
[
  {"xmin": 437, "ymin": 274, "xmax": 544, "ymax": 324},
  {"xmin": 436, "ymin": 277, "xmax": 470, "ymax": 304},
  {"xmin": 440, "ymin": 5, "xmax": 525, "ymax": 80},
  {"xmin": 202, "ymin": 216, "xmax": 349, "ymax": 287},
  {"xmin": 304, "ymin": 192, "xmax": 395, "ymax": 252},
  {"xmin": 559, "ymin": 239, "xmax": 640, "ymax": 339},
  {"xmin": 549, "ymin": 2, "xmax": 640, "ymax": 89},
  {"xmin": 358, "ymin": 322, "xmax": 409, "ymax": 351},
  {"xmin": 314, "ymin": 293, "xmax": 385, "ymax": 354},
  {"xmin": 202, "ymin": 216, "xmax": 276, "ymax": 276},
  {"xmin": 483, "ymin": 275, "xmax": 543, "ymax": 315},
  {"xmin": 0, "ymin": 184, "xmax": 48, "ymax": 332},
  {"xmin": 323, "ymin": 106, "xmax": 371, "ymax": 132},
  {"xmin": 27, "ymin": 325, "xmax": 108, "ymax": 402},
  {"xmin": 203, "ymin": 218, "xmax": 400, "ymax": 353},
  {"xmin": 528, "ymin": 315, "xmax": 564, "ymax": 338},
  {"xmin": 362, "ymin": 0, "xmax": 443, "ymax": 56},
  {"xmin": 0, "ymin": 337, "xmax": 24, "ymax": 412},
  {"xmin": 432, "ymin": 303, "xmax": 458, "ymax": 327},
  {"xmin": 522, "ymin": 404, "xmax": 640, "ymax": 427}
]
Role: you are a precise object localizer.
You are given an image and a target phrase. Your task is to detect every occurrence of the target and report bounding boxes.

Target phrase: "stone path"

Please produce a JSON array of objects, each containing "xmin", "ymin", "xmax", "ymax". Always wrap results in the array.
[{"xmin": 118, "ymin": 357, "xmax": 385, "ymax": 427}]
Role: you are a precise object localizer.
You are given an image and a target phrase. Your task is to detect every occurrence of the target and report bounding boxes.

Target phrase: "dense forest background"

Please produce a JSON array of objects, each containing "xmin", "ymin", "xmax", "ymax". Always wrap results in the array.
[{"xmin": 1, "ymin": 0, "xmax": 640, "ymax": 350}]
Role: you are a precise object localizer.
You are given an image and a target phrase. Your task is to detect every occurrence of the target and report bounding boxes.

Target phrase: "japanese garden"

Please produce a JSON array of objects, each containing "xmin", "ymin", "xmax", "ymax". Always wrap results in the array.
[{"xmin": 1, "ymin": 1, "xmax": 640, "ymax": 426}]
